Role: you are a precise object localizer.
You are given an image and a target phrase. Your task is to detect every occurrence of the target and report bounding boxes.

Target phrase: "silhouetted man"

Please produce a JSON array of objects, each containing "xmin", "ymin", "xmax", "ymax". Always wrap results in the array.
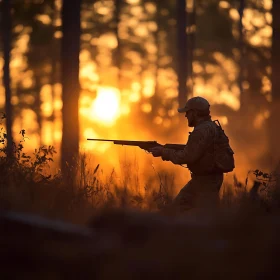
[{"xmin": 149, "ymin": 96, "xmax": 235, "ymax": 213}]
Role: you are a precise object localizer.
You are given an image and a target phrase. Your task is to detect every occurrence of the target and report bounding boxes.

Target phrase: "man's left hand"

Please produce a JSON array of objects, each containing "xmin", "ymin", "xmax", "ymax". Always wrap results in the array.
[{"xmin": 149, "ymin": 147, "xmax": 164, "ymax": 157}]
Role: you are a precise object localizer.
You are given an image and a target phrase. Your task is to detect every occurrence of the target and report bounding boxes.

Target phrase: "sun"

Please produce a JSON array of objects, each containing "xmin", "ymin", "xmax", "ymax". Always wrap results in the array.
[{"xmin": 90, "ymin": 86, "xmax": 121, "ymax": 125}]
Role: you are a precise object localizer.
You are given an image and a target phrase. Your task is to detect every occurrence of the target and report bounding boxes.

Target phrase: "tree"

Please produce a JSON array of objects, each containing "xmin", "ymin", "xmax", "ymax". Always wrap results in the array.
[
  {"xmin": 238, "ymin": 0, "xmax": 245, "ymax": 112},
  {"xmin": 12, "ymin": 0, "xmax": 59, "ymax": 145},
  {"xmin": 114, "ymin": 0, "xmax": 122, "ymax": 89},
  {"xmin": 61, "ymin": 0, "xmax": 81, "ymax": 176},
  {"xmin": 1, "ymin": 0, "xmax": 13, "ymax": 158},
  {"xmin": 271, "ymin": 0, "xmax": 280, "ymax": 105},
  {"xmin": 268, "ymin": 0, "xmax": 280, "ymax": 160},
  {"xmin": 177, "ymin": 0, "xmax": 188, "ymax": 108},
  {"xmin": 27, "ymin": 0, "xmax": 54, "ymax": 145}
]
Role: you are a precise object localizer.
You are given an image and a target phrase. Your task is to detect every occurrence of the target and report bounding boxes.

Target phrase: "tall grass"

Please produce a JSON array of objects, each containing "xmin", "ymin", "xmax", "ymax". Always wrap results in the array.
[
  {"xmin": 0, "ymin": 120, "xmax": 176, "ymax": 222},
  {"xmin": 1, "ymin": 117, "xmax": 280, "ymax": 223}
]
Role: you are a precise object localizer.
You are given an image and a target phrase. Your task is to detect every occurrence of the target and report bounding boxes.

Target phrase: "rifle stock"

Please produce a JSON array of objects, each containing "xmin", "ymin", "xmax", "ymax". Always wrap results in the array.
[
  {"xmin": 86, "ymin": 139, "xmax": 185, "ymax": 151},
  {"xmin": 164, "ymin": 144, "xmax": 185, "ymax": 150}
]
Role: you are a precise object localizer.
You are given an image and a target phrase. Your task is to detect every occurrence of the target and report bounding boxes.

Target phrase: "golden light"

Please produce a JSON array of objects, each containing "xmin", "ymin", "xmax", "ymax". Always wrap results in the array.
[
  {"xmin": 42, "ymin": 121, "xmax": 53, "ymax": 145},
  {"xmin": 219, "ymin": 1, "xmax": 230, "ymax": 9},
  {"xmin": 141, "ymin": 103, "xmax": 152, "ymax": 113},
  {"xmin": 131, "ymin": 81, "xmax": 141, "ymax": 92},
  {"xmin": 35, "ymin": 14, "xmax": 52, "ymax": 25},
  {"xmin": 154, "ymin": 116, "xmax": 163, "ymax": 125},
  {"xmin": 120, "ymin": 103, "xmax": 131, "ymax": 115},
  {"xmin": 263, "ymin": 0, "xmax": 272, "ymax": 10},
  {"xmin": 54, "ymin": 31, "xmax": 62, "ymax": 39},
  {"xmin": 145, "ymin": 2, "xmax": 157, "ymax": 14},
  {"xmin": 218, "ymin": 116, "xmax": 228, "ymax": 126},
  {"xmin": 135, "ymin": 24, "xmax": 149, "ymax": 37},
  {"xmin": 0, "ymin": 90, "xmax": 4, "ymax": 108},
  {"xmin": 250, "ymin": 35, "xmax": 262, "ymax": 46},
  {"xmin": 168, "ymin": 109, "xmax": 176, "ymax": 117},
  {"xmin": 163, "ymin": 119, "xmax": 171, "ymax": 128},
  {"xmin": 40, "ymin": 84, "xmax": 53, "ymax": 118},
  {"xmin": 15, "ymin": 34, "xmax": 30, "ymax": 52},
  {"xmin": 129, "ymin": 92, "xmax": 141, "ymax": 102},
  {"xmin": 254, "ymin": 111, "xmax": 270, "ymax": 129},
  {"xmin": 127, "ymin": 0, "xmax": 141, "ymax": 5},
  {"xmin": 82, "ymin": 128, "xmax": 110, "ymax": 153},
  {"xmin": 142, "ymin": 77, "xmax": 155, "ymax": 97},
  {"xmin": 89, "ymin": 86, "xmax": 121, "ymax": 125},
  {"xmin": 14, "ymin": 25, "xmax": 24, "ymax": 33},
  {"xmin": 98, "ymin": 33, "xmax": 118, "ymax": 49},
  {"xmin": 229, "ymin": 8, "xmax": 240, "ymax": 21}
]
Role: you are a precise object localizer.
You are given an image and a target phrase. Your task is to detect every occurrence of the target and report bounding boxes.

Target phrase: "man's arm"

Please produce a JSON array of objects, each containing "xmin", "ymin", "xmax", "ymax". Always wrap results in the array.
[{"xmin": 161, "ymin": 126, "xmax": 213, "ymax": 165}]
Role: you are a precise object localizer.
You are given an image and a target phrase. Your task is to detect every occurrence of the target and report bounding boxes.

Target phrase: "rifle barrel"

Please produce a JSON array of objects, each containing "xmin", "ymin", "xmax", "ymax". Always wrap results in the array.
[
  {"xmin": 87, "ymin": 139, "xmax": 115, "ymax": 142},
  {"xmin": 87, "ymin": 139, "xmax": 158, "ymax": 144}
]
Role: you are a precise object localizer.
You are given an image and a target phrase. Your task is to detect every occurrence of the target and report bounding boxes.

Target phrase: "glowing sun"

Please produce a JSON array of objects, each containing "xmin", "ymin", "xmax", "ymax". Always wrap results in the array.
[{"xmin": 90, "ymin": 86, "xmax": 121, "ymax": 125}]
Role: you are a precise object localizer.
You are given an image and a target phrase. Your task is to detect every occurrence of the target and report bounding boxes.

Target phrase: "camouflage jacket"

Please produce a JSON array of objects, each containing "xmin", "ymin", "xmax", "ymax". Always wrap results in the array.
[{"xmin": 162, "ymin": 120, "xmax": 218, "ymax": 175}]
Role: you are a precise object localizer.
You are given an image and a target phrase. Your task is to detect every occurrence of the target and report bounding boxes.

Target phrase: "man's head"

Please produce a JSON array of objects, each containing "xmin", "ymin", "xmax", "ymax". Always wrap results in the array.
[{"xmin": 178, "ymin": 96, "xmax": 210, "ymax": 127}]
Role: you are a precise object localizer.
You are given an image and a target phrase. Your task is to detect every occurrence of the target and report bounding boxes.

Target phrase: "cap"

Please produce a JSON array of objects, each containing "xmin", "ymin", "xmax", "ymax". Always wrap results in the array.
[{"xmin": 178, "ymin": 96, "xmax": 210, "ymax": 114}]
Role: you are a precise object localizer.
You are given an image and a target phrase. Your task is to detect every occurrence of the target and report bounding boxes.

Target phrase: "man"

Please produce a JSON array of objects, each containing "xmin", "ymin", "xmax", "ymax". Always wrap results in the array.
[{"xmin": 149, "ymin": 96, "xmax": 235, "ymax": 213}]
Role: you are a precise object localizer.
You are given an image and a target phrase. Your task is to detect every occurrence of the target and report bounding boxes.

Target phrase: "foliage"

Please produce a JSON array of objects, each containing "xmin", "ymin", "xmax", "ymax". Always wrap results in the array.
[
  {"xmin": 0, "ymin": 113, "xmax": 56, "ymax": 186},
  {"xmin": 0, "ymin": 115, "xmax": 175, "ymax": 220}
]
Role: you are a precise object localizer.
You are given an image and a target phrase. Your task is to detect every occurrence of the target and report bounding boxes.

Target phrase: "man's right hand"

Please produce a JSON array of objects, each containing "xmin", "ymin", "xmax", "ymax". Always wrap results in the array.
[{"xmin": 148, "ymin": 147, "xmax": 164, "ymax": 157}]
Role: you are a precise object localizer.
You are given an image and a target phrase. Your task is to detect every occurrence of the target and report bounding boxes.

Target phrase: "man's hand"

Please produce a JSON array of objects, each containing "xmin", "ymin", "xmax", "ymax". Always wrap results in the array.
[{"xmin": 149, "ymin": 146, "xmax": 164, "ymax": 157}]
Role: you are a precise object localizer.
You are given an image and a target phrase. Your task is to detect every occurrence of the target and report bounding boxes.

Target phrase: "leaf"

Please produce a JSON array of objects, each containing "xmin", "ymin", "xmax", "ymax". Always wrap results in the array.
[
  {"xmin": 263, "ymin": 173, "xmax": 269, "ymax": 179},
  {"xmin": 233, "ymin": 174, "xmax": 242, "ymax": 188},
  {"xmin": 19, "ymin": 129, "xmax": 26, "ymax": 137},
  {"xmin": 92, "ymin": 177, "xmax": 96, "ymax": 185},
  {"xmin": 93, "ymin": 164, "xmax": 100, "ymax": 174}
]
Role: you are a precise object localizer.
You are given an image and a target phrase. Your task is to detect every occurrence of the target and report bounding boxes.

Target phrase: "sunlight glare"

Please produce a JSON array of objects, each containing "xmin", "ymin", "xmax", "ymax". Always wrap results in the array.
[
  {"xmin": 90, "ymin": 87, "xmax": 121, "ymax": 125},
  {"xmin": 82, "ymin": 128, "xmax": 110, "ymax": 153}
]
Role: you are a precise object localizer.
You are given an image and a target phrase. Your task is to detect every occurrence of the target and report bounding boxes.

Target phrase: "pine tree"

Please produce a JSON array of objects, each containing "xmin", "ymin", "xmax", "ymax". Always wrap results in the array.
[
  {"xmin": 61, "ymin": 0, "xmax": 81, "ymax": 177},
  {"xmin": 268, "ymin": 0, "xmax": 280, "ymax": 160},
  {"xmin": 1, "ymin": 0, "xmax": 13, "ymax": 158}
]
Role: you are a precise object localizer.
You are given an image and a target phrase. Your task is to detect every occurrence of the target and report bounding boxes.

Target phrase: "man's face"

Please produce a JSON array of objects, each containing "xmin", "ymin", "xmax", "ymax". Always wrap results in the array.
[{"xmin": 185, "ymin": 109, "xmax": 196, "ymax": 127}]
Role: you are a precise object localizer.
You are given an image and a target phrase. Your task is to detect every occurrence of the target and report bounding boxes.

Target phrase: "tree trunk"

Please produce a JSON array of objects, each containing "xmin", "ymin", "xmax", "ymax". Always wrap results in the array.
[
  {"xmin": 186, "ymin": 0, "xmax": 195, "ymax": 100},
  {"xmin": 61, "ymin": 0, "xmax": 81, "ymax": 177},
  {"xmin": 177, "ymin": 0, "xmax": 188, "ymax": 108},
  {"xmin": 34, "ymin": 74, "xmax": 42, "ymax": 146},
  {"xmin": 115, "ymin": 0, "xmax": 122, "ymax": 90},
  {"xmin": 1, "ymin": 0, "xmax": 13, "ymax": 158},
  {"xmin": 238, "ymin": 0, "xmax": 245, "ymax": 112},
  {"xmin": 268, "ymin": 0, "xmax": 280, "ymax": 162},
  {"xmin": 153, "ymin": 0, "xmax": 161, "ymax": 98},
  {"xmin": 271, "ymin": 0, "xmax": 280, "ymax": 102}
]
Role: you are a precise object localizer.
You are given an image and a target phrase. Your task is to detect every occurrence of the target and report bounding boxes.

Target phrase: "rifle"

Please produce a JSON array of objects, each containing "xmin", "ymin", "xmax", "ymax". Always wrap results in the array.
[{"xmin": 86, "ymin": 139, "xmax": 185, "ymax": 151}]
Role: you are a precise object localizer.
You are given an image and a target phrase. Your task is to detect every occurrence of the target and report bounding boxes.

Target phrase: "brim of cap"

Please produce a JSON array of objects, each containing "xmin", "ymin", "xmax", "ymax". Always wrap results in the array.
[{"xmin": 178, "ymin": 107, "xmax": 187, "ymax": 113}]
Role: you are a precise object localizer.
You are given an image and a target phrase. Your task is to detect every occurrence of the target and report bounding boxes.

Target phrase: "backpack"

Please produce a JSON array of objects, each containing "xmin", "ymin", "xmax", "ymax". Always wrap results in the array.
[{"xmin": 213, "ymin": 120, "xmax": 235, "ymax": 173}]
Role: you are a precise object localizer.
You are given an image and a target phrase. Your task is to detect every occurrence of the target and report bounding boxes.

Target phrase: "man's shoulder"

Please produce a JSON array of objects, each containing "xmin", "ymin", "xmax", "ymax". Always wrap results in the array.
[
  {"xmin": 194, "ymin": 120, "xmax": 215, "ymax": 132},
  {"xmin": 190, "ymin": 121, "xmax": 216, "ymax": 141}
]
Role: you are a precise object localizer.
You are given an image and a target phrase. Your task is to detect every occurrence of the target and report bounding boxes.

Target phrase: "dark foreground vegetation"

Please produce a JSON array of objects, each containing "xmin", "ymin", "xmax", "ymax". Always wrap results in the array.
[{"xmin": 1, "ymin": 125, "xmax": 280, "ymax": 279}]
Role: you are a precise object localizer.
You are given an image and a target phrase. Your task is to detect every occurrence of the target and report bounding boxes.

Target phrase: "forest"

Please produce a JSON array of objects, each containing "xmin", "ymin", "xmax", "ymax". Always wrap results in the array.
[{"xmin": 1, "ymin": 0, "xmax": 280, "ymax": 278}]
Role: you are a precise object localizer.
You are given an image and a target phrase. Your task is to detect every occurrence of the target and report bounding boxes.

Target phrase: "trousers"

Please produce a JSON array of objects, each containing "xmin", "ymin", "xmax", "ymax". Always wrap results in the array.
[{"xmin": 170, "ymin": 173, "xmax": 224, "ymax": 214}]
